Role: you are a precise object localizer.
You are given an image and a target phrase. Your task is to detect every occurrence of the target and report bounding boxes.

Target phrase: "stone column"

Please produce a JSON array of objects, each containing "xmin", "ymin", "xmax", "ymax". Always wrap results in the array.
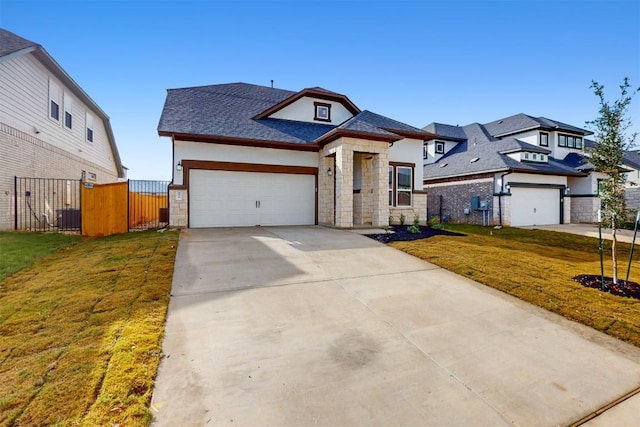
[
  {"xmin": 334, "ymin": 145, "xmax": 353, "ymax": 228},
  {"xmin": 371, "ymin": 153, "xmax": 389, "ymax": 227},
  {"xmin": 318, "ymin": 155, "xmax": 335, "ymax": 225}
]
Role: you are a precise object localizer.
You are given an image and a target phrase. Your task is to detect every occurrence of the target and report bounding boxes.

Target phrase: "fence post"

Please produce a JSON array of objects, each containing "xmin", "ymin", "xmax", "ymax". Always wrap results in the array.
[
  {"xmin": 127, "ymin": 179, "xmax": 130, "ymax": 232},
  {"xmin": 13, "ymin": 176, "xmax": 17, "ymax": 230}
]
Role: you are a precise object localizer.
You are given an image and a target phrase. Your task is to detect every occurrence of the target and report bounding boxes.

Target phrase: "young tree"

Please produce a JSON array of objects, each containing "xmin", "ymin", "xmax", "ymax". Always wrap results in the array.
[{"xmin": 587, "ymin": 78, "xmax": 638, "ymax": 284}]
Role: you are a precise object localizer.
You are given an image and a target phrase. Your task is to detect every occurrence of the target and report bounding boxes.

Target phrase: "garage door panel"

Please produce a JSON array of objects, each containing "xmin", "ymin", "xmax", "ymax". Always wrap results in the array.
[
  {"xmin": 190, "ymin": 170, "xmax": 315, "ymax": 228},
  {"xmin": 510, "ymin": 187, "xmax": 560, "ymax": 227}
]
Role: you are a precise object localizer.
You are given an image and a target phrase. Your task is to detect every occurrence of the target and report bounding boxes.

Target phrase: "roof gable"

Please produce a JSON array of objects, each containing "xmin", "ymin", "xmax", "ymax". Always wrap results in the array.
[{"xmin": 253, "ymin": 87, "xmax": 360, "ymax": 121}]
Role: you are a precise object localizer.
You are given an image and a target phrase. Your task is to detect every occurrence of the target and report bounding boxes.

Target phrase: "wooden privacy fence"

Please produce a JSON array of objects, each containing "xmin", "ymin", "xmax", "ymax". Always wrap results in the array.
[
  {"xmin": 81, "ymin": 182, "xmax": 128, "ymax": 236},
  {"xmin": 80, "ymin": 180, "xmax": 170, "ymax": 237}
]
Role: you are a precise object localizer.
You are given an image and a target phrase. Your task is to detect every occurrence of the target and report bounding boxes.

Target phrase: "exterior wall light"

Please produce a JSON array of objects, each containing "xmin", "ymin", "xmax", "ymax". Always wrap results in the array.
[
  {"xmin": 327, "ymin": 167, "xmax": 333, "ymax": 176},
  {"xmin": 176, "ymin": 162, "xmax": 183, "ymax": 171}
]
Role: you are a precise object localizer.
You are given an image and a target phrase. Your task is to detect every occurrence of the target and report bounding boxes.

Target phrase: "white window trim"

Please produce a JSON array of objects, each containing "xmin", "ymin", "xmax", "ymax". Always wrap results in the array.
[
  {"xmin": 396, "ymin": 166, "xmax": 413, "ymax": 207},
  {"xmin": 86, "ymin": 112, "xmax": 94, "ymax": 142},
  {"xmin": 388, "ymin": 166, "xmax": 394, "ymax": 207},
  {"xmin": 63, "ymin": 91, "xmax": 73, "ymax": 130},
  {"xmin": 48, "ymin": 78, "xmax": 61, "ymax": 123}
]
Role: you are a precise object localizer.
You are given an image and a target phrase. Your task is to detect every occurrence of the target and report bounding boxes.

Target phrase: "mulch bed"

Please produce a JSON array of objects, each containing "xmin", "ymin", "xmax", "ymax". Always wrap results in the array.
[
  {"xmin": 573, "ymin": 274, "xmax": 640, "ymax": 300},
  {"xmin": 364, "ymin": 225, "xmax": 464, "ymax": 243}
]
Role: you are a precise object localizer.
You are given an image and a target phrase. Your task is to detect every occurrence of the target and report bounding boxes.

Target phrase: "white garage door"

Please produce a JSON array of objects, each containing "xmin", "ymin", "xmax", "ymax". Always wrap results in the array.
[
  {"xmin": 510, "ymin": 187, "xmax": 561, "ymax": 227},
  {"xmin": 189, "ymin": 170, "xmax": 316, "ymax": 228}
]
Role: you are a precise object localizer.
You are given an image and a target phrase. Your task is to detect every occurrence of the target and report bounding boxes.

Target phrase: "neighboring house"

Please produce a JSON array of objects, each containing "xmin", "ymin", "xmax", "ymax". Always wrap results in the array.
[
  {"xmin": 422, "ymin": 114, "xmax": 605, "ymax": 226},
  {"xmin": 0, "ymin": 28, "xmax": 125, "ymax": 230},
  {"xmin": 158, "ymin": 82, "xmax": 435, "ymax": 228},
  {"xmin": 622, "ymin": 149, "xmax": 640, "ymax": 188}
]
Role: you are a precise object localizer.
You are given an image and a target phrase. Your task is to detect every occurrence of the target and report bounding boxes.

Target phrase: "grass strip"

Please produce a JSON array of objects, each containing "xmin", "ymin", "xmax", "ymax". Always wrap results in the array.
[
  {"xmin": 0, "ymin": 230, "xmax": 178, "ymax": 426},
  {"xmin": 391, "ymin": 225, "xmax": 640, "ymax": 347}
]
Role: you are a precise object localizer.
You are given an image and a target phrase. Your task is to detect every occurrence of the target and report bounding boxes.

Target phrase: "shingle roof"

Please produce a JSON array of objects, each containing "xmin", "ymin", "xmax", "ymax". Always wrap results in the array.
[
  {"xmin": 623, "ymin": 150, "xmax": 640, "ymax": 170},
  {"xmin": 423, "ymin": 123, "xmax": 467, "ymax": 140},
  {"xmin": 423, "ymin": 137, "xmax": 586, "ymax": 181},
  {"xmin": 158, "ymin": 83, "xmax": 335, "ymax": 144},
  {"xmin": 0, "ymin": 28, "xmax": 37, "ymax": 57},
  {"xmin": 562, "ymin": 152, "xmax": 595, "ymax": 171},
  {"xmin": 461, "ymin": 123, "xmax": 496, "ymax": 144},
  {"xmin": 159, "ymin": 83, "xmax": 432, "ymax": 146},
  {"xmin": 335, "ymin": 111, "xmax": 400, "ymax": 137},
  {"xmin": 483, "ymin": 113, "xmax": 592, "ymax": 137}
]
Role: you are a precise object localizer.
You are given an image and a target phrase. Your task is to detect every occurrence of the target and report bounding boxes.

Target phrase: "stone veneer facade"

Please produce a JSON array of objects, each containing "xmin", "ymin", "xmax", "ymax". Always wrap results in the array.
[
  {"xmin": 168, "ymin": 188, "xmax": 188, "ymax": 228},
  {"xmin": 570, "ymin": 196, "xmax": 600, "ymax": 223},
  {"xmin": 320, "ymin": 137, "xmax": 390, "ymax": 228}
]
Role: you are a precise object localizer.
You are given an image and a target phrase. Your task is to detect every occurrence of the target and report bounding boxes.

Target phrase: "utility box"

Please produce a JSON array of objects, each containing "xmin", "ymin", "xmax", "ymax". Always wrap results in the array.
[
  {"xmin": 480, "ymin": 200, "xmax": 490, "ymax": 210},
  {"xmin": 471, "ymin": 196, "xmax": 480, "ymax": 210},
  {"xmin": 56, "ymin": 209, "xmax": 81, "ymax": 230}
]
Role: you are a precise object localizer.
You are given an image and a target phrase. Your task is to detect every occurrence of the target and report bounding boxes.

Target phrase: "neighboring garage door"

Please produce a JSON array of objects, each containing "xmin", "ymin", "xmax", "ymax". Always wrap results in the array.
[
  {"xmin": 189, "ymin": 170, "xmax": 316, "ymax": 227},
  {"xmin": 510, "ymin": 187, "xmax": 561, "ymax": 227}
]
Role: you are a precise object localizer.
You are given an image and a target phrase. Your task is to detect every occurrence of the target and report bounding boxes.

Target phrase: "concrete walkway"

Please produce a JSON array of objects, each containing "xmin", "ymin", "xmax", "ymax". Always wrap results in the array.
[
  {"xmin": 519, "ymin": 223, "xmax": 640, "ymax": 244},
  {"xmin": 151, "ymin": 226, "xmax": 640, "ymax": 426}
]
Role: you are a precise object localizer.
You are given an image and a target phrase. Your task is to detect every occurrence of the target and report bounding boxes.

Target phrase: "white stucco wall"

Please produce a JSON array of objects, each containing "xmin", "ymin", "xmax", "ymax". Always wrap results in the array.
[
  {"xmin": 509, "ymin": 130, "xmax": 539, "ymax": 147},
  {"xmin": 269, "ymin": 97, "xmax": 353, "ymax": 125},
  {"xmin": 173, "ymin": 140, "xmax": 319, "ymax": 185},
  {"xmin": 568, "ymin": 175, "xmax": 596, "ymax": 195},
  {"xmin": 389, "ymin": 138, "xmax": 424, "ymax": 188},
  {"xmin": 423, "ymin": 140, "xmax": 459, "ymax": 165}
]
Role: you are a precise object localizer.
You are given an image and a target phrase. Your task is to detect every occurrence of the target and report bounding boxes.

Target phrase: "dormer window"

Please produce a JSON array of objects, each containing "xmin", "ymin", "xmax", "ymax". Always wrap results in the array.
[
  {"xmin": 558, "ymin": 133, "xmax": 583, "ymax": 149},
  {"xmin": 314, "ymin": 102, "xmax": 331, "ymax": 122},
  {"xmin": 540, "ymin": 132, "xmax": 549, "ymax": 147},
  {"xmin": 435, "ymin": 141, "xmax": 445, "ymax": 154}
]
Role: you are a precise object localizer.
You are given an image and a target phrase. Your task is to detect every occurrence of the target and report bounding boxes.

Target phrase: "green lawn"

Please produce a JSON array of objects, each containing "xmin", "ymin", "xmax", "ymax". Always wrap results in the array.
[
  {"xmin": 0, "ymin": 232, "xmax": 81, "ymax": 281},
  {"xmin": 392, "ymin": 225, "xmax": 640, "ymax": 347},
  {"xmin": 0, "ymin": 230, "xmax": 178, "ymax": 426}
]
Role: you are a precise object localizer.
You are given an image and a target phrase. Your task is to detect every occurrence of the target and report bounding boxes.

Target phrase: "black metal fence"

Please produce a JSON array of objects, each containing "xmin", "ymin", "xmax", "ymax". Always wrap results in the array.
[
  {"xmin": 128, "ymin": 180, "xmax": 170, "ymax": 231},
  {"xmin": 14, "ymin": 177, "xmax": 82, "ymax": 232}
]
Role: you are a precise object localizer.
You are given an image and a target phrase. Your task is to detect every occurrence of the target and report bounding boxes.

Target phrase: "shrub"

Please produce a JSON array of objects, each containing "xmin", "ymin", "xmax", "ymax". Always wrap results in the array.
[{"xmin": 399, "ymin": 213, "xmax": 406, "ymax": 225}]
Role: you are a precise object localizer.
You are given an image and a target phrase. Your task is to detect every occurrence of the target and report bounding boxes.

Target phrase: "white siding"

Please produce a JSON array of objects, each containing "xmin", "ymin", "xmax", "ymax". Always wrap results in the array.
[
  {"xmin": 173, "ymin": 140, "xmax": 319, "ymax": 185},
  {"xmin": 0, "ymin": 53, "xmax": 117, "ymax": 175},
  {"xmin": 389, "ymin": 138, "xmax": 423, "ymax": 188},
  {"xmin": 269, "ymin": 97, "xmax": 353, "ymax": 125}
]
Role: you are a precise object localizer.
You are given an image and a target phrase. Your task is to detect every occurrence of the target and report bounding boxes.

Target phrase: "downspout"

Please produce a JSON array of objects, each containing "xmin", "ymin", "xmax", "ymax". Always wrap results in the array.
[{"xmin": 498, "ymin": 171, "xmax": 512, "ymax": 227}]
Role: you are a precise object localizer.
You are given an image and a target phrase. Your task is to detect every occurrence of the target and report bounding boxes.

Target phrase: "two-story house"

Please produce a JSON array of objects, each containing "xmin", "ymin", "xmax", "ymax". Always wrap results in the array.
[
  {"xmin": 422, "ymin": 114, "xmax": 605, "ymax": 227},
  {"xmin": 0, "ymin": 28, "xmax": 125, "ymax": 230},
  {"xmin": 158, "ymin": 82, "xmax": 436, "ymax": 228}
]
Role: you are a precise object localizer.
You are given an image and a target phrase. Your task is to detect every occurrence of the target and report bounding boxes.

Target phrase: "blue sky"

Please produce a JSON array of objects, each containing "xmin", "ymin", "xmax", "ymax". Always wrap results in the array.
[{"xmin": 2, "ymin": 0, "xmax": 639, "ymax": 181}]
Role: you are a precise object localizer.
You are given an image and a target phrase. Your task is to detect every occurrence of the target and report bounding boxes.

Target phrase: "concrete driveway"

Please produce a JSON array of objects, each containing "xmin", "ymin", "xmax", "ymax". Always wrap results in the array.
[{"xmin": 151, "ymin": 226, "xmax": 640, "ymax": 426}]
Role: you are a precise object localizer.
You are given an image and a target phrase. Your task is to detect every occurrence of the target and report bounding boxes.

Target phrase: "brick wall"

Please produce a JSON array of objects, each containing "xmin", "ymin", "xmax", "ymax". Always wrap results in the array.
[
  {"xmin": 425, "ymin": 177, "xmax": 494, "ymax": 225},
  {"xmin": 0, "ymin": 123, "xmax": 118, "ymax": 230}
]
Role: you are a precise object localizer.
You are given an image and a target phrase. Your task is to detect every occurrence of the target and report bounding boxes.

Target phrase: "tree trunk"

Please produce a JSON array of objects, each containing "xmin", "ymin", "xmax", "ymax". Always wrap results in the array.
[{"xmin": 612, "ymin": 226, "xmax": 618, "ymax": 284}]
